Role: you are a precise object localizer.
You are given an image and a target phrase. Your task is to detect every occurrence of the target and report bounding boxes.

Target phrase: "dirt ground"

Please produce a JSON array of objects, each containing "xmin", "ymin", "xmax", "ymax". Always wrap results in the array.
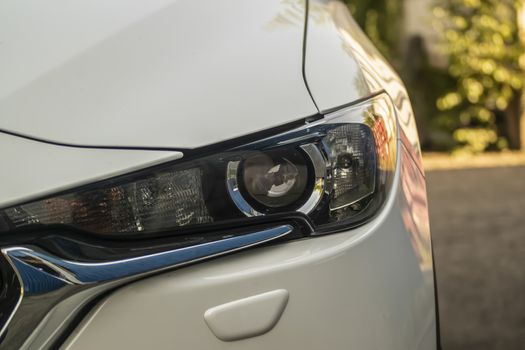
[{"xmin": 427, "ymin": 166, "xmax": 525, "ymax": 350}]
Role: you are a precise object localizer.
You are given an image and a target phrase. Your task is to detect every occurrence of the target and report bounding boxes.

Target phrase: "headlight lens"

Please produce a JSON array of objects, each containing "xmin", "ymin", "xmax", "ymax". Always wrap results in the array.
[
  {"xmin": 0, "ymin": 93, "xmax": 396, "ymax": 236},
  {"xmin": 241, "ymin": 149, "xmax": 309, "ymax": 209}
]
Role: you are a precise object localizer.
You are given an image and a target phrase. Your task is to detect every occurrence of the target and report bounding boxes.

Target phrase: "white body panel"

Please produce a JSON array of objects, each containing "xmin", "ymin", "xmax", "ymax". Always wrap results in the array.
[
  {"xmin": 0, "ymin": 133, "xmax": 180, "ymax": 207},
  {"xmin": 0, "ymin": 0, "xmax": 319, "ymax": 148},
  {"xmin": 304, "ymin": 1, "xmax": 371, "ymax": 111}
]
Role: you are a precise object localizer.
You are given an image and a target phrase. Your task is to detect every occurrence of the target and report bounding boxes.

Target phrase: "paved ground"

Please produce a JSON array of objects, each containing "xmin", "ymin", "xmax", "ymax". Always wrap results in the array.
[{"xmin": 427, "ymin": 166, "xmax": 525, "ymax": 350}]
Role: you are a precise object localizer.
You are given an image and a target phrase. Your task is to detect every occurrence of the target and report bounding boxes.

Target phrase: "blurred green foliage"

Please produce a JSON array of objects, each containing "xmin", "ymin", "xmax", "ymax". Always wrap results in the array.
[
  {"xmin": 346, "ymin": 0, "xmax": 525, "ymax": 153},
  {"xmin": 435, "ymin": 0, "xmax": 525, "ymax": 153}
]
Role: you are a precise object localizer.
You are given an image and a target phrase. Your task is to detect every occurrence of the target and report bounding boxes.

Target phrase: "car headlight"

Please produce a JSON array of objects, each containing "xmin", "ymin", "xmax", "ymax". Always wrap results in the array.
[
  {"xmin": 0, "ymin": 93, "xmax": 396, "ymax": 348},
  {"xmin": 0, "ymin": 93, "xmax": 396, "ymax": 237}
]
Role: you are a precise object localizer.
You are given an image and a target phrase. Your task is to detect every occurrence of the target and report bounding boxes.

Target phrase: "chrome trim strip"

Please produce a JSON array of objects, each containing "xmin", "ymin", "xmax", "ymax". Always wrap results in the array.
[
  {"xmin": 0, "ymin": 225, "xmax": 293, "ymax": 349},
  {"xmin": 226, "ymin": 160, "xmax": 264, "ymax": 217},
  {"xmin": 297, "ymin": 144, "xmax": 326, "ymax": 214}
]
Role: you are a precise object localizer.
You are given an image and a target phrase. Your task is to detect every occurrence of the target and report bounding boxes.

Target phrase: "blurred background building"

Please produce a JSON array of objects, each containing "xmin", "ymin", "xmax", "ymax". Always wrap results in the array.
[{"xmin": 404, "ymin": 0, "xmax": 446, "ymax": 67}]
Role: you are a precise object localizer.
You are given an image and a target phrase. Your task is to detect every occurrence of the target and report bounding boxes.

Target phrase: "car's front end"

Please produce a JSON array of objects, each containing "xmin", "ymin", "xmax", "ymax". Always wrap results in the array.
[{"xmin": 0, "ymin": 0, "xmax": 437, "ymax": 349}]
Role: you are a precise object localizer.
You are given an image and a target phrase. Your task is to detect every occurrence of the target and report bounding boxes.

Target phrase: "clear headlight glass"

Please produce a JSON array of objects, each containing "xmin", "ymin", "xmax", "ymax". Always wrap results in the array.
[{"xmin": 0, "ymin": 93, "xmax": 397, "ymax": 236}]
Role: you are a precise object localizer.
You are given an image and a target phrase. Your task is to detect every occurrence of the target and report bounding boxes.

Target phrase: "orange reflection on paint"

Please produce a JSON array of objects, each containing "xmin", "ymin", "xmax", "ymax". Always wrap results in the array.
[{"xmin": 400, "ymin": 143, "xmax": 433, "ymax": 271}]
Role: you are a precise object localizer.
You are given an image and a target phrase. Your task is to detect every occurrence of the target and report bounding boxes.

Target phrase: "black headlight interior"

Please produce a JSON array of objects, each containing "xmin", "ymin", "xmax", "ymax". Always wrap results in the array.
[{"xmin": 0, "ymin": 93, "xmax": 397, "ymax": 237}]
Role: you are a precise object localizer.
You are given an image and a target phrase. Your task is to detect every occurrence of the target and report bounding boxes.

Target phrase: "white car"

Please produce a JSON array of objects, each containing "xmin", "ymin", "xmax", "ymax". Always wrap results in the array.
[{"xmin": 0, "ymin": 0, "xmax": 438, "ymax": 349}]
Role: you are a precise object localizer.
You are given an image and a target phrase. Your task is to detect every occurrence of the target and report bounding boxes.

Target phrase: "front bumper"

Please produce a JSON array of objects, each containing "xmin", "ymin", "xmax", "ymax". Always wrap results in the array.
[{"xmin": 62, "ymin": 144, "xmax": 437, "ymax": 350}]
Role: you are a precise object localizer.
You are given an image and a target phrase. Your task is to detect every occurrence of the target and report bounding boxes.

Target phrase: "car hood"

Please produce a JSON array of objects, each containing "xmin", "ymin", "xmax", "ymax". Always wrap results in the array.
[{"xmin": 0, "ymin": 0, "xmax": 318, "ymax": 149}]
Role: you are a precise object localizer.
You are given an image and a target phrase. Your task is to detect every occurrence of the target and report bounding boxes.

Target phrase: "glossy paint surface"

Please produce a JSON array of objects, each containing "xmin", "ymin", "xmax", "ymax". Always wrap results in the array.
[
  {"xmin": 0, "ymin": 0, "xmax": 317, "ymax": 148},
  {"xmin": 303, "ymin": 1, "xmax": 371, "ymax": 110},
  {"xmin": 0, "ymin": 132, "xmax": 181, "ymax": 208},
  {"xmin": 204, "ymin": 289, "xmax": 289, "ymax": 341},
  {"xmin": 64, "ymin": 146, "xmax": 436, "ymax": 350}
]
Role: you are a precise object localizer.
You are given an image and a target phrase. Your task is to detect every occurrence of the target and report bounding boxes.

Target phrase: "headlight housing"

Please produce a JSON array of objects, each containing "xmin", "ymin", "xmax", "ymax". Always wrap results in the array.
[
  {"xmin": 0, "ymin": 93, "xmax": 397, "ymax": 349},
  {"xmin": 0, "ymin": 93, "xmax": 397, "ymax": 237}
]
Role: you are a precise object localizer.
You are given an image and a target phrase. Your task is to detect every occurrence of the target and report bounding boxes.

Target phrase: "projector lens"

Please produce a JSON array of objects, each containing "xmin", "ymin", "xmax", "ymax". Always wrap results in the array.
[{"xmin": 241, "ymin": 149, "xmax": 309, "ymax": 209}]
